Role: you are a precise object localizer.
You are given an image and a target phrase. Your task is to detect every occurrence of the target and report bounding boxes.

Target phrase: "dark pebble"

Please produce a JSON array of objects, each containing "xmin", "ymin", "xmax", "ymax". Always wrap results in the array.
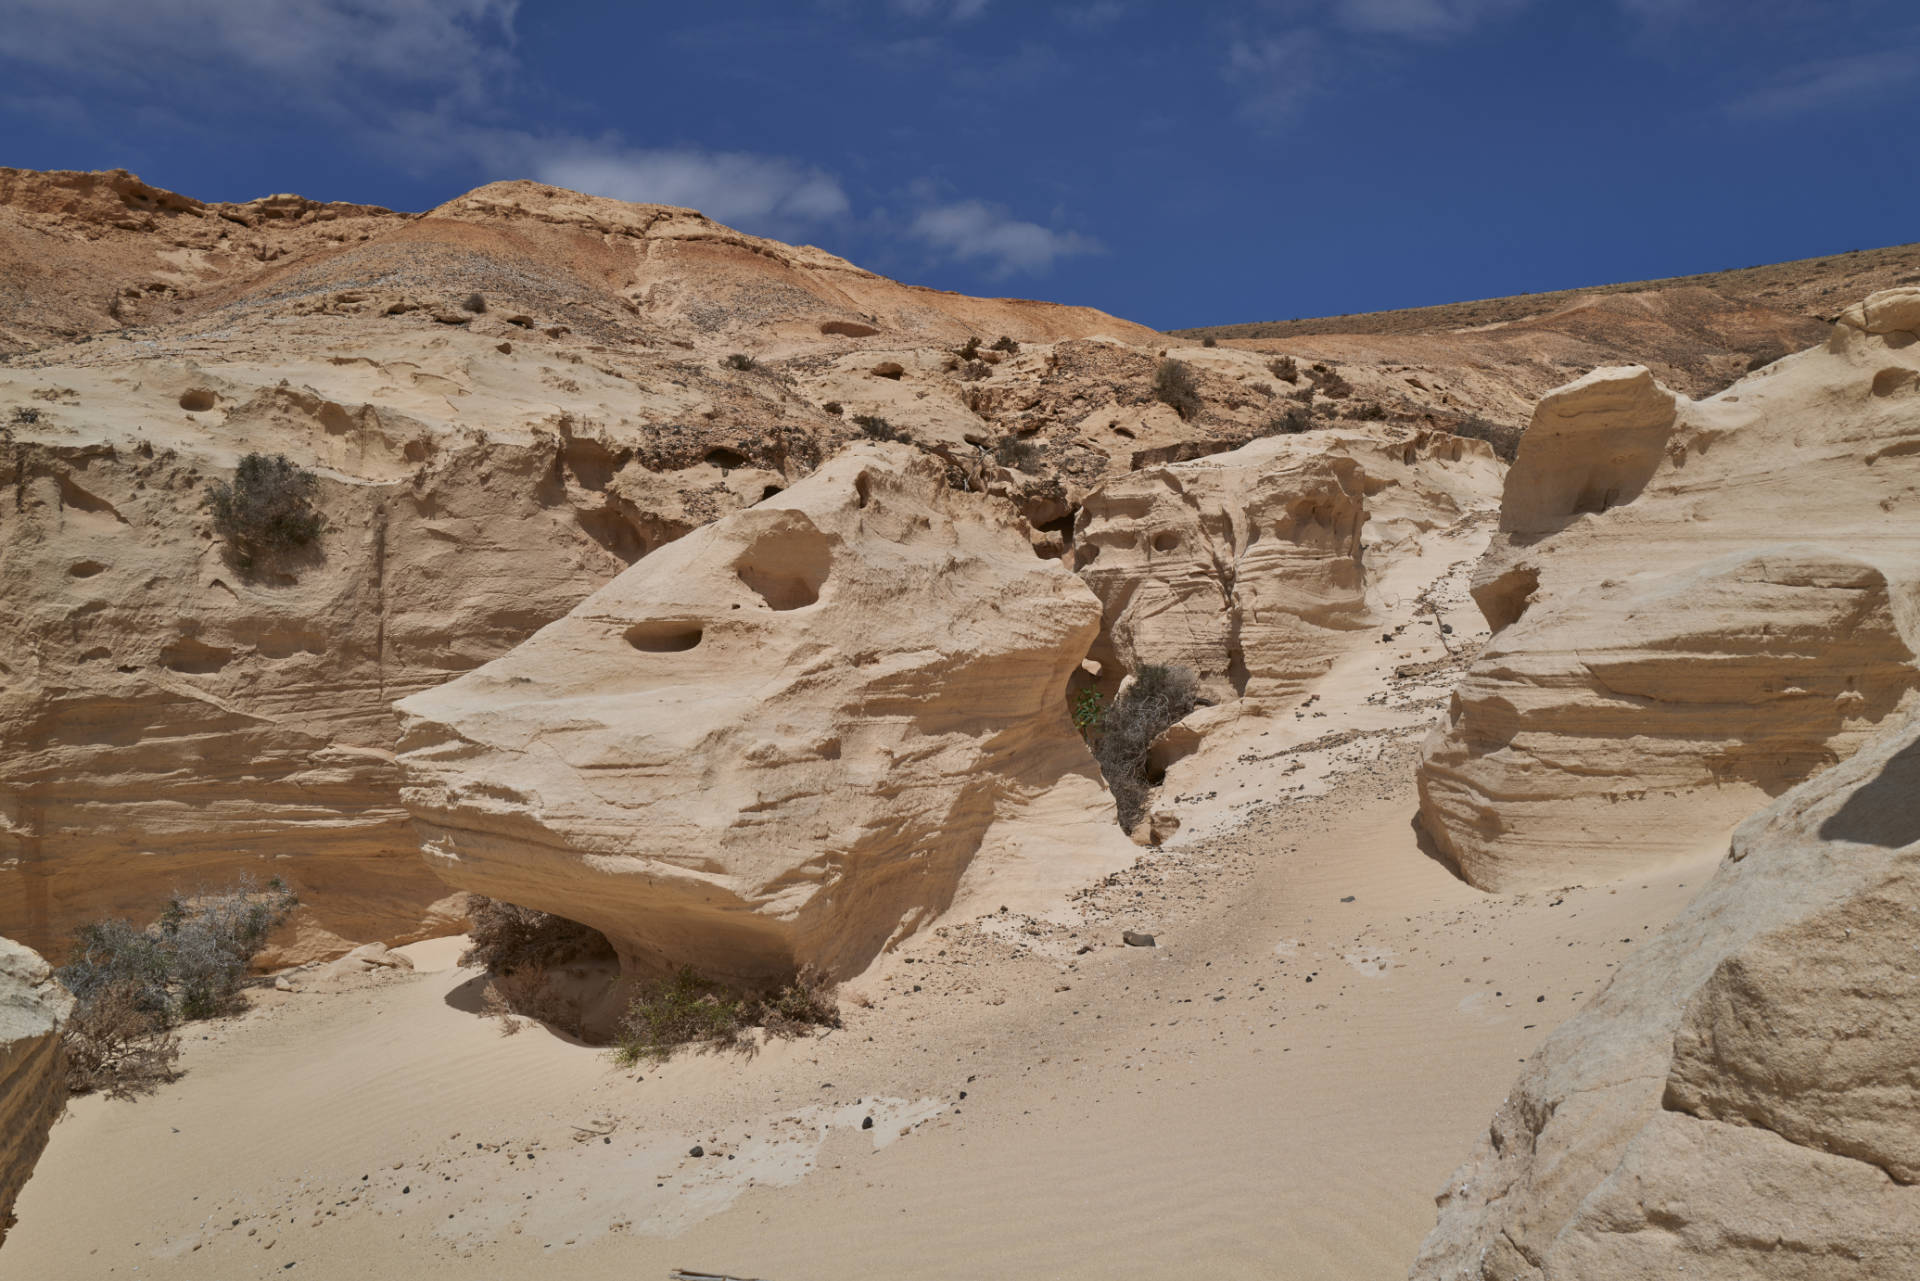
[
  {"xmin": 1122, "ymin": 930, "xmax": 1156, "ymax": 947},
  {"xmin": 1340, "ymin": 895, "xmax": 1355, "ymax": 903},
  {"xmin": 689, "ymin": 1145, "xmax": 704, "ymax": 1158},
  {"xmin": 861, "ymin": 1117, "xmax": 874, "ymax": 1130}
]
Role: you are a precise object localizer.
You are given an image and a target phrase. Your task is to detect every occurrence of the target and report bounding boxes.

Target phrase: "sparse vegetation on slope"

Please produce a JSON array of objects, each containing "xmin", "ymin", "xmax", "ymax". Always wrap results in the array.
[
  {"xmin": 1152, "ymin": 359, "xmax": 1202, "ymax": 421},
  {"xmin": 612, "ymin": 966, "xmax": 840, "ymax": 1065}
]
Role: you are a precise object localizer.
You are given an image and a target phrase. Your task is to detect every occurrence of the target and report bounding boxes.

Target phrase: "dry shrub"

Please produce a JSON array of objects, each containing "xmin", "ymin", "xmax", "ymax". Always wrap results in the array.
[
  {"xmin": 722, "ymin": 352, "xmax": 756, "ymax": 371},
  {"xmin": 992, "ymin": 435, "xmax": 1042, "ymax": 474},
  {"xmin": 853, "ymin": 413, "xmax": 910, "ymax": 443},
  {"xmin": 957, "ymin": 358, "xmax": 991, "ymax": 382},
  {"xmin": 1450, "ymin": 414, "xmax": 1523, "ymax": 462},
  {"xmin": 204, "ymin": 452, "xmax": 323, "ymax": 571},
  {"xmin": 460, "ymin": 895, "xmax": 613, "ymax": 975},
  {"xmin": 62, "ymin": 982, "xmax": 181, "ymax": 1100},
  {"xmin": 1269, "ymin": 356, "xmax": 1298, "ymax": 382},
  {"xmin": 483, "ymin": 969, "xmax": 585, "ymax": 1038},
  {"xmin": 55, "ymin": 877, "xmax": 296, "ymax": 1097},
  {"xmin": 990, "ymin": 335, "xmax": 1020, "ymax": 353},
  {"xmin": 612, "ymin": 966, "xmax": 840, "ymax": 1065},
  {"xmin": 1152, "ymin": 359, "xmax": 1202, "ymax": 421},
  {"xmin": 1093, "ymin": 664, "xmax": 1200, "ymax": 831}
]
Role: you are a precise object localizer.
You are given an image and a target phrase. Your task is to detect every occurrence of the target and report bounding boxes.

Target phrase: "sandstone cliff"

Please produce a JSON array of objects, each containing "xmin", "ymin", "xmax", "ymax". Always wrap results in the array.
[
  {"xmin": 1417, "ymin": 289, "xmax": 1920, "ymax": 891},
  {"xmin": 395, "ymin": 444, "xmax": 1136, "ymax": 984},
  {"xmin": 1411, "ymin": 705, "xmax": 1920, "ymax": 1280},
  {"xmin": 0, "ymin": 938, "xmax": 69, "ymax": 1247}
]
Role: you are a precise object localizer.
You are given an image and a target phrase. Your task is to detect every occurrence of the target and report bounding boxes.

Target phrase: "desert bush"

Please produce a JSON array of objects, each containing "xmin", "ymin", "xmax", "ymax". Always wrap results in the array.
[
  {"xmin": 1451, "ymin": 414, "xmax": 1523, "ymax": 462},
  {"xmin": 204, "ymin": 452, "xmax": 323, "ymax": 570},
  {"xmin": 11, "ymin": 405, "xmax": 41, "ymax": 424},
  {"xmin": 1268, "ymin": 356, "xmax": 1298, "ymax": 382},
  {"xmin": 483, "ymin": 969, "xmax": 586, "ymax": 1038},
  {"xmin": 854, "ymin": 414, "xmax": 910, "ymax": 443},
  {"xmin": 957, "ymin": 358, "xmax": 991, "ymax": 382},
  {"xmin": 1152, "ymin": 359, "xmax": 1202, "ymax": 421},
  {"xmin": 956, "ymin": 336, "xmax": 981, "ymax": 360},
  {"xmin": 56, "ymin": 877, "xmax": 297, "ymax": 1096},
  {"xmin": 1267, "ymin": 406, "xmax": 1313, "ymax": 435},
  {"xmin": 992, "ymin": 436, "xmax": 1041, "ymax": 474},
  {"xmin": 461, "ymin": 292, "xmax": 487, "ymax": 314},
  {"xmin": 822, "ymin": 400, "xmax": 844, "ymax": 416},
  {"xmin": 460, "ymin": 895, "xmax": 613, "ymax": 975},
  {"xmin": 1346, "ymin": 400, "xmax": 1386, "ymax": 421},
  {"xmin": 1202, "ymin": 336, "xmax": 1218, "ymax": 348},
  {"xmin": 611, "ymin": 966, "xmax": 840, "ymax": 1065},
  {"xmin": 1093, "ymin": 664, "xmax": 1200, "ymax": 832},
  {"xmin": 723, "ymin": 352, "xmax": 756, "ymax": 371},
  {"xmin": 61, "ymin": 982, "xmax": 181, "ymax": 1100},
  {"xmin": 990, "ymin": 335, "xmax": 1020, "ymax": 353}
]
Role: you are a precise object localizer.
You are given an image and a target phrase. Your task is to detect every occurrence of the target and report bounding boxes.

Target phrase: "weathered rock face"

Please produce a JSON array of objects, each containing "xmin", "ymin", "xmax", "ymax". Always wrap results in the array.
[
  {"xmin": 0, "ymin": 169, "xmax": 1154, "ymax": 964},
  {"xmin": 0, "ymin": 938, "xmax": 70, "ymax": 1247},
  {"xmin": 1411, "ymin": 707, "xmax": 1920, "ymax": 1281},
  {"xmin": 1074, "ymin": 427, "xmax": 1502, "ymax": 706},
  {"xmin": 1418, "ymin": 290, "xmax": 1920, "ymax": 891},
  {"xmin": 395, "ymin": 445, "xmax": 1135, "ymax": 984}
]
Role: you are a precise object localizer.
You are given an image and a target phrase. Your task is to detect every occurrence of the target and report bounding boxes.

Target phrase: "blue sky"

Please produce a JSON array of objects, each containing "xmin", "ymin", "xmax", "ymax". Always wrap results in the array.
[{"xmin": 2, "ymin": 0, "xmax": 1915, "ymax": 329}]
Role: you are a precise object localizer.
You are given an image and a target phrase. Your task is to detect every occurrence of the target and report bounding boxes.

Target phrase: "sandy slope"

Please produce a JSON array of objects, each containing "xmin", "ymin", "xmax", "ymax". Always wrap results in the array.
[{"xmin": 7, "ymin": 727, "xmax": 1713, "ymax": 1280}]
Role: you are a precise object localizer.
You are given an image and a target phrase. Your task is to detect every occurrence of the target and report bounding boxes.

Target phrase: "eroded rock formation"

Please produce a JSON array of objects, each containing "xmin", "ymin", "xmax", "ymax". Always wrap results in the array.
[
  {"xmin": 0, "ymin": 938, "xmax": 70, "ymax": 1247},
  {"xmin": 1411, "ymin": 706, "xmax": 1920, "ymax": 1280},
  {"xmin": 1418, "ymin": 289, "xmax": 1920, "ymax": 891},
  {"xmin": 395, "ymin": 445, "xmax": 1135, "ymax": 984}
]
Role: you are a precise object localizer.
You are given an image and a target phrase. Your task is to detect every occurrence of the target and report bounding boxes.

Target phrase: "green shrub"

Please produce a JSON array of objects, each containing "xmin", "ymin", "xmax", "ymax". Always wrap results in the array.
[
  {"xmin": 1092, "ymin": 664, "xmax": 1199, "ymax": 831},
  {"xmin": 204, "ymin": 452, "xmax": 323, "ymax": 570},
  {"xmin": 1152, "ymin": 359, "xmax": 1202, "ymax": 421},
  {"xmin": 1070, "ymin": 687, "xmax": 1103, "ymax": 740}
]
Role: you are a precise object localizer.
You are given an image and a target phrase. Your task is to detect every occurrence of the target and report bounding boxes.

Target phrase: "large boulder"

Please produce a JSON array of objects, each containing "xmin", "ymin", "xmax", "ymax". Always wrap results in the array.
[
  {"xmin": 1418, "ymin": 290, "xmax": 1920, "ymax": 891},
  {"xmin": 0, "ymin": 938, "xmax": 70, "ymax": 1247},
  {"xmin": 1411, "ymin": 707, "xmax": 1920, "ymax": 1280},
  {"xmin": 395, "ymin": 444, "xmax": 1134, "ymax": 984}
]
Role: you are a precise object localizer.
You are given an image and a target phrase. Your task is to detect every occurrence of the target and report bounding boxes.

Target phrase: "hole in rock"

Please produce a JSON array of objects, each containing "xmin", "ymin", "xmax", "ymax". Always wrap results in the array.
[
  {"xmin": 68, "ymin": 560, "xmax": 109, "ymax": 577},
  {"xmin": 1151, "ymin": 531, "xmax": 1180, "ymax": 553},
  {"xmin": 705, "ymin": 447, "xmax": 750, "ymax": 470},
  {"xmin": 179, "ymin": 388, "xmax": 217, "ymax": 412},
  {"xmin": 761, "ymin": 485, "xmax": 784, "ymax": 502},
  {"xmin": 625, "ymin": 621, "xmax": 704, "ymax": 653},
  {"xmin": 160, "ymin": 636, "xmax": 235, "ymax": 674},
  {"xmin": 854, "ymin": 474, "xmax": 873, "ymax": 509},
  {"xmin": 735, "ymin": 520, "xmax": 833, "ymax": 611}
]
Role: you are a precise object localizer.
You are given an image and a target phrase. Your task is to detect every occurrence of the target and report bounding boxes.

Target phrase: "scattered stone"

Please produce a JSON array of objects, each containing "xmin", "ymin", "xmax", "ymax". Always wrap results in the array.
[{"xmin": 1123, "ymin": 930, "xmax": 1156, "ymax": 947}]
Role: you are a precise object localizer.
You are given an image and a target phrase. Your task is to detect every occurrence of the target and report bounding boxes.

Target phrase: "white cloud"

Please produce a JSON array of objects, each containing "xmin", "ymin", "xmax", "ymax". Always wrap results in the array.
[
  {"xmin": 529, "ymin": 143, "xmax": 852, "ymax": 231},
  {"xmin": 0, "ymin": 0, "xmax": 518, "ymax": 105},
  {"xmin": 1725, "ymin": 47, "xmax": 1920, "ymax": 117},
  {"xmin": 909, "ymin": 200, "xmax": 1100, "ymax": 277},
  {"xmin": 886, "ymin": 0, "xmax": 991, "ymax": 20},
  {"xmin": 1223, "ymin": 29, "xmax": 1323, "ymax": 124},
  {"xmin": 1331, "ymin": 0, "xmax": 1529, "ymax": 38}
]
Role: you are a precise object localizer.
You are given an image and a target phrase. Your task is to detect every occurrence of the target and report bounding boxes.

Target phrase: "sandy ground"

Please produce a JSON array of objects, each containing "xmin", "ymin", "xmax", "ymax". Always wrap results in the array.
[{"xmin": 7, "ymin": 724, "xmax": 1718, "ymax": 1280}]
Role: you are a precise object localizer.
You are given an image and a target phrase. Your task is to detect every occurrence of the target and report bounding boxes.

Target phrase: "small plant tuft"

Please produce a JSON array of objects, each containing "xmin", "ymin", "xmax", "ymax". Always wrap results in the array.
[
  {"xmin": 854, "ymin": 414, "xmax": 910, "ymax": 443},
  {"xmin": 1152, "ymin": 359, "xmax": 1202, "ymax": 421},
  {"xmin": 722, "ymin": 352, "xmax": 757, "ymax": 371},
  {"xmin": 1268, "ymin": 356, "xmax": 1298, "ymax": 382},
  {"xmin": 461, "ymin": 292, "xmax": 487, "ymax": 314},
  {"xmin": 990, "ymin": 335, "xmax": 1020, "ymax": 353},
  {"xmin": 822, "ymin": 400, "xmax": 844, "ymax": 417},
  {"xmin": 1092, "ymin": 664, "xmax": 1200, "ymax": 832},
  {"xmin": 204, "ymin": 452, "xmax": 323, "ymax": 571},
  {"xmin": 1070, "ymin": 687, "xmax": 1103, "ymax": 740},
  {"xmin": 1202, "ymin": 336, "xmax": 1218, "ymax": 348},
  {"xmin": 991, "ymin": 435, "xmax": 1042, "ymax": 474},
  {"xmin": 955, "ymin": 336, "xmax": 981, "ymax": 360},
  {"xmin": 11, "ymin": 405, "xmax": 41, "ymax": 425}
]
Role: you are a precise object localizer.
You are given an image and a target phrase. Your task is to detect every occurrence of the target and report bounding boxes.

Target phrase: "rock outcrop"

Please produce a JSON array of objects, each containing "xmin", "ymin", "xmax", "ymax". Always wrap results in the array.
[
  {"xmin": 0, "ymin": 170, "xmax": 1156, "ymax": 963},
  {"xmin": 1075, "ymin": 427, "xmax": 1501, "ymax": 705},
  {"xmin": 1410, "ymin": 706, "xmax": 1920, "ymax": 1280},
  {"xmin": 396, "ymin": 444, "xmax": 1135, "ymax": 984},
  {"xmin": 1418, "ymin": 290, "xmax": 1920, "ymax": 891},
  {"xmin": 0, "ymin": 938, "xmax": 70, "ymax": 1247}
]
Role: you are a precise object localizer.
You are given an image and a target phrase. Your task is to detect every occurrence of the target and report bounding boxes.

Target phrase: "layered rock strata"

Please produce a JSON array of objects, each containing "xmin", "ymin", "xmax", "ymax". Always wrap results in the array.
[
  {"xmin": 0, "ymin": 938, "xmax": 70, "ymax": 1247},
  {"xmin": 1418, "ymin": 290, "xmax": 1920, "ymax": 890}
]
